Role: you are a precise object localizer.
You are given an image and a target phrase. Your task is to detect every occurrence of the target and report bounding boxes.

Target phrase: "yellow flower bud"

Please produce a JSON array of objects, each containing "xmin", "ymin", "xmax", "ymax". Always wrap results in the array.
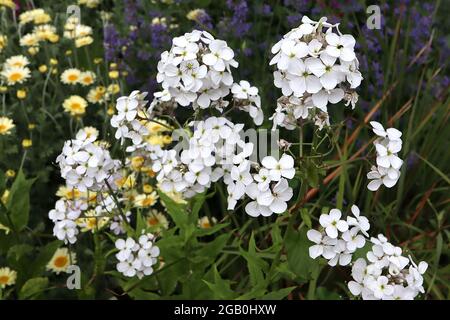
[
  {"xmin": 5, "ymin": 169, "xmax": 16, "ymax": 178},
  {"xmin": 16, "ymin": 89, "xmax": 26, "ymax": 99},
  {"xmin": 108, "ymin": 70, "xmax": 119, "ymax": 79},
  {"xmin": 50, "ymin": 58, "xmax": 58, "ymax": 65},
  {"xmin": 28, "ymin": 47, "xmax": 39, "ymax": 55},
  {"xmin": 22, "ymin": 139, "xmax": 32, "ymax": 148},
  {"xmin": 143, "ymin": 184, "xmax": 154, "ymax": 194},
  {"xmin": 28, "ymin": 123, "xmax": 36, "ymax": 130},
  {"xmin": 38, "ymin": 65, "xmax": 48, "ymax": 73}
]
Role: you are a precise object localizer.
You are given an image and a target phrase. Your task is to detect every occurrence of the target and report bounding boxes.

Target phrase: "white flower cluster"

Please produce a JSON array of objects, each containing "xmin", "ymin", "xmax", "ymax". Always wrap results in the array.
[
  {"xmin": 307, "ymin": 205, "xmax": 369, "ymax": 266},
  {"xmin": 231, "ymin": 80, "xmax": 264, "ymax": 125},
  {"xmin": 348, "ymin": 235, "xmax": 428, "ymax": 300},
  {"xmin": 367, "ymin": 121, "xmax": 403, "ymax": 191},
  {"xmin": 153, "ymin": 116, "xmax": 295, "ymax": 217},
  {"xmin": 111, "ymin": 90, "xmax": 150, "ymax": 145},
  {"xmin": 269, "ymin": 16, "xmax": 362, "ymax": 130},
  {"xmin": 242, "ymin": 154, "xmax": 294, "ymax": 217},
  {"xmin": 49, "ymin": 199, "xmax": 85, "ymax": 244},
  {"xmin": 156, "ymin": 30, "xmax": 237, "ymax": 109},
  {"xmin": 56, "ymin": 128, "xmax": 122, "ymax": 192},
  {"xmin": 307, "ymin": 205, "xmax": 428, "ymax": 300},
  {"xmin": 115, "ymin": 233, "xmax": 160, "ymax": 278},
  {"xmin": 155, "ymin": 30, "xmax": 263, "ymax": 124}
]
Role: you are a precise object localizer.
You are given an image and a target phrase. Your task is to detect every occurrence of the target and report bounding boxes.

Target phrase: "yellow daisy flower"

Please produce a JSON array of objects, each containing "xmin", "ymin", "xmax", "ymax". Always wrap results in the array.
[
  {"xmin": 75, "ymin": 36, "xmax": 93, "ymax": 48},
  {"xmin": 60, "ymin": 68, "xmax": 81, "ymax": 85},
  {"xmin": 146, "ymin": 210, "xmax": 169, "ymax": 231},
  {"xmin": 76, "ymin": 210, "xmax": 109, "ymax": 233},
  {"xmin": 81, "ymin": 126, "xmax": 99, "ymax": 139},
  {"xmin": 79, "ymin": 71, "xmax": 96, "ymax": 86},
  {"xmin": 5, "ymin": 55, "xmax": 30, "ymax": 68},
  {"xmin": 46, "ymin": 248, "xmax": 76, "ymax": 274},
  {"xmin": 63, "ymin": 95, "xmax": 88, "ymax": 117},
  {"xmin": 134, "ymin": 192, "xmax": 158, "ymax": 207},
  {"xmin": 1, "ymin": 66, "xmax": 31, "ymax": 85},
  {"xmin": 19, "ymin": 9, "xmax": 51, "ymax": 25},
  {"xmin": 56, "ymin": 186, "xmax": 82, "ymax": 200},
  {"xmin": 19, "ymin": 33, "xmax": 40, "ymax": 47},
  {"xmin": 87, "ymin": 86, "xmax": 106, "ymax": 104},
  {"xmin": 198, "ymin": 216, "xmax": 218, "ymax": 229},
  {"xmin": 0, "ymin": 117, "xmax": 15, "ymax": 135},
  {"xmin": 33, "ymin": 24, "xmax": 58, "ymax": 42},
  {"xmin": 0, "ymin": 0, "xmax": 16, "ymax": 9},
  {"xmin": 0, "ymin": 267, "xmax": 17, "ymax": 288}
]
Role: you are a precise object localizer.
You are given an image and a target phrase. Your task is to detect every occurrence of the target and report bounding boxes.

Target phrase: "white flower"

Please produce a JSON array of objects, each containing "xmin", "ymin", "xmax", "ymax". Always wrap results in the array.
[
  {"xmin": 307, "ymin": 230, "xmax": 337, "ymax": 260},
  {"xmin": 328, "ymin": 240, "xmax": 352, "ymax": 266},
  {"xmin": 342, "ymin": 227, "xmax": 366, "ymax": 252},
  {"xmin": 202, "ymin": 39, "xmax": 235, "ymax": 71},
  {"xmin": 319, "ymin": 208, "xmax": 348, "ymax": 238},
  {"xmin": 115, "ymin": 234, "xmax": 160, "ymax": 279},
  {"xmin": 375, "ymin": 142, "xmax": 403, "ymax": 169},
  {"xmin": 231, "ymin": 80, "xmax": 258, "ymax": 99},
  {"xmin": 367, "ymin": 165, "xmax": 400, "ymax": 191},
  {"xmin": 269, "ymin": 16, "xmax": 361, "ymax": 129},
  {"xmin": 311, "ymin": 88, "xmax": 345, "ymax": 112},
  {"xmin": 370, "ymin": 276, "xmax": 394, "ymax": 299},
  {"xmin": 254, "ymin": 168, "xmax": 272, "ymax": 191},
  {"xmin": 325, "ymin": 33, "xmax": 356, "ymax": 62},
  {"xmin": 346, "ymin": 205, "xmax": 370, "ymax": 236},
  {"xmin": 276, "ymin": 39, "xmax": 308, "ymax": 70},
  {"xmin": 257, "ymin": 178, "xmax": 293, "ymax": 214},
  {"xmin": 287, "ymin": 59, "xmax": 322, "ymax": 96},
  {"xmin": 261, "ymin": 153, "xmax": 295, "ymax": 181},
  {"xmin": 370, "ymin": 121, "xmax": 402, "ymax": 142}
]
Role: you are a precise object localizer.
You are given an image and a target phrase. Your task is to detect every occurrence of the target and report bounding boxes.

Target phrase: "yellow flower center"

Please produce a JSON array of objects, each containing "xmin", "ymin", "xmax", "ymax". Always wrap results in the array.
[
  {"xmin": 9, "ymin": 72, "xmax": 22, "ymax": 82},
  {"xmin": 68, "ymin": 74, "xmax": 78, "ymax": 82},
  {"xmin": 0, "ymin": 275, "xmax": 9, "ymax": 284},
  {"xmin": 148, "ymin": 217, "xmax": 159, "ymax": 226},
  {"xmin": 70, "ymin": 102, "xmax": 82, "ymax": 111},
  {"xmin": 54, "ymin": 256, "xmax": 68, "ymax": 268}
]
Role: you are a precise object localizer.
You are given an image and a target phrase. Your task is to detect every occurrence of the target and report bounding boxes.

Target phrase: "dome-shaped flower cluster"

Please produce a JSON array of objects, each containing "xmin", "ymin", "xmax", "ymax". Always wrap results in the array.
[
  {"xmin": 49, "ymin": 198, "xmax": 86, "ymax": 244},
  {"xmin": 367, "ymin": 121, "xmax": 403, "ymax": 191},
  {"xmin": 307, "ymin": 204, "xmax": 428, "ymax": 300},
  {"xmin": 111, "ymin": 90, "xmax": 150, "ymax": 145},
  {"xmin": 156, "ymin": 30, "xmax": 237, "ymax": 109},
  {"xmin": 154, "ymin": 30, "xmax": 263, "ymax": 125},
  {"xmin": 56, "ymin": 128, "xmax": 122, "ymax": 192},
  {"xmin": 348, "ymin": 235, "xmax": 428, "ymax": 300},
  {"xmin": 307, "ymin": 205, "xmax": 369, "ymax": 266},
  {"xmin": 115, "ymin": 233, "xmax": 160, "ymax": 278},
  {"xmin": 152, "ymin": 116, "xmax": 295, "ymax": 217},
  {"xmin": 269, "ymin": 16, "xmax": 362, "ymax": 130}
]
